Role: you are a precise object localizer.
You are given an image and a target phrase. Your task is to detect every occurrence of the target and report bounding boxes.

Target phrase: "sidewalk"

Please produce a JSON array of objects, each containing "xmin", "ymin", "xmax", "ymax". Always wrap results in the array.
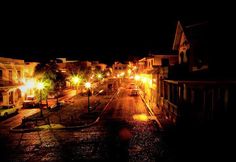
[
  {"xmin": 138, "ymin": 91, "xmax": 163, "ymax": 129},
  {"xmin": 11, "ymin": 91, "xmax": 118, "ymax": 132}
]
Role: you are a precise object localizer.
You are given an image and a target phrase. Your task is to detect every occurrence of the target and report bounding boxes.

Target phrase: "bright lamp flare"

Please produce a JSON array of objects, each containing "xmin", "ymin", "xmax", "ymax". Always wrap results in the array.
[
  {"xmin": 19, "ymin": 86, "xmax": 27, "ymax": 93},
  {"xmin": 134, "ymin": 75, "xmax": 140, "ymax": 81},
  {"xmin": 37, "ymin": 82, "xmax": 45, "ymax": 90},
  {"xmin": 97, "ymin": 73, "xmax": 102, "ymax": 79},
  {"xmin": 85, "ymin": 82, "xmax": 91, "ymax": 89},
  {"xmin": 71, "ymin": 76, "xmax": 81, "ymax": 85},
  {"xmin": 25, "ymin": 79, "xmax": 36, "ymax": 89}
]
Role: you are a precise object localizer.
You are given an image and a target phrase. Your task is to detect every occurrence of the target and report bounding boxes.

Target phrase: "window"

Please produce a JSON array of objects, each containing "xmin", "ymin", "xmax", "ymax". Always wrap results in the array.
[
  {"xmin": 17, "ymin": 70, "xmax": 21, "ymax": 78},
  {"xmin": 9, "ymin": 70, "xmax": 12, "ymax": 81},
  {"xmin": 0, "ymin": 70, "xmax": 2, "ymax": 79},
  {"xmin": 0, "ymin": 93, "xmax": 3, "ymax": 104}
]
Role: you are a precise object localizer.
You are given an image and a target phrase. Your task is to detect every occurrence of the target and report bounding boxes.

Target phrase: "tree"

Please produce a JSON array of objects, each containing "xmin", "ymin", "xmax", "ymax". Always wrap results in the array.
[{"xmin": 34, "ymin": 60, "xmax": 66, "ymax": 106}]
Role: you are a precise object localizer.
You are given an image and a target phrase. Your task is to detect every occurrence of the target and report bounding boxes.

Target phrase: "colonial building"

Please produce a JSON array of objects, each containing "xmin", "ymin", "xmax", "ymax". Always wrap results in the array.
[
  {"xmin": 172, "ymin": 21, "xmax": 208, "ymax": 73},
  {"xmin": 159, "ymin": 21, "xmax": 236, "ymax": 127},
  {"xmin": 136, "ymin": 54, "xmax": 178, "ymax": 111},
  {"xmin": 112, "ymin": 61, "xmax": 128, "ymax": 77},
  {"xmin": 0, "ymin": 57, "xmax": 38, "ymax": 106},
  {"xmin": 91, "ymin": 61, "xmax": 107, "ymax": 72}
]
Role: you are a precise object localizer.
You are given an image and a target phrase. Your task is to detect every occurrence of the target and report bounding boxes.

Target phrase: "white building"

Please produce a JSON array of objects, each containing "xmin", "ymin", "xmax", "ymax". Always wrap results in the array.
[{"xmin": 0, "ymin": 57, "xmax": 38, "ymax": 106}]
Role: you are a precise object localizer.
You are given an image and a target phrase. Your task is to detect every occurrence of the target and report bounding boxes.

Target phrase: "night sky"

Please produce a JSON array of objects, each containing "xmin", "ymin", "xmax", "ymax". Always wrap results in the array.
[{"xmin": 0, "ymin": 2, "xmax": 208, "ymax": 65}]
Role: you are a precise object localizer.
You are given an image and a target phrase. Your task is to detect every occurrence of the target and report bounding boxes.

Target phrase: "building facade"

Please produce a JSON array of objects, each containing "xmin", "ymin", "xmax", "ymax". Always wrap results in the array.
[
  {"xmin": 136, "ymin": 54, "xmax": 178, "ymax": 111},
  {"xmin": 0, "ymin": 57, "xmax": 38, "ymax": 106},
  {"xmin": 159, "ymin": 21, "xmax": 236, "ymax": 126},
  {"xmin": 112, "ymin": 61, "xmax": 128, "ymax": 77}
]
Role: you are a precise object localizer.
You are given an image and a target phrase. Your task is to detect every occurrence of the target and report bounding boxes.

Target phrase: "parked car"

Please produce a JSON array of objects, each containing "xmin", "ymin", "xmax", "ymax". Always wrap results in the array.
[
  {"xmin": 23, "ymin": 96, "xmax": 39, "ymax": 108},
  {"xmin": 49, "ymin": 101, "xmax": 64, "ymax": 111},
  {"xmin": 48, "ymin": 91, "xmax": 63, "ymax": 99},
  {"xmin": 0, "ymin": 104, "xmax": 20, "ymax": 118},
  {"xmin": 130, "ymin": 89, "xmax": 139, "ymax": 96}
]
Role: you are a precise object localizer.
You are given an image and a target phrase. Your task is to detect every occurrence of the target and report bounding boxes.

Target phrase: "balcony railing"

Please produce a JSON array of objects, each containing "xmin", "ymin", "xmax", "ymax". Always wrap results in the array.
[
  {"xmin": 0, "ymin": 79, "xmax": 22, "ymax": 87},
  {"xmin": 161, "ymin": 80, "xmax": 236, "ymax": 124}
]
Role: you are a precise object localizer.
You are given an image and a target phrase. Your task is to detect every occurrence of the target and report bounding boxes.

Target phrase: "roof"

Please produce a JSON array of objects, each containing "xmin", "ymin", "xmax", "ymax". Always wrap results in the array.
[
  {"xmin": 185, "ymin": 21, "xmax": 208, "ymax": 44},
  {"xmin": 172, "ymin": 21, "xmax": 208, "ymax": 50}
]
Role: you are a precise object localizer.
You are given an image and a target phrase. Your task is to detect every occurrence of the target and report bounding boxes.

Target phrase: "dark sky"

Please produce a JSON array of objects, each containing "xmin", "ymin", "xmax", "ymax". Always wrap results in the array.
[{"xmin": 0, "ymin": 2, "xmax": 208, "ymax": 65}]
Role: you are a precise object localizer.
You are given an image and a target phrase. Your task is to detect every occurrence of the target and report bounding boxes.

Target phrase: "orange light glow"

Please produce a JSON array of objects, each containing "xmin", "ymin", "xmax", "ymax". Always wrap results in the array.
[
  {"xmin": 134, "ymin": 75, "xmax": 140, "ymax": 81},
  {"xmin": 133, "ymin": 66, "xmax": 137, "ymax": 70},
  {"xmin": 120, "ymin": 72, "xmax": 125, "ymax": 76},
  {"xmin": 127, "ymin": 69, "xmax": 132, "ymax": 75},
  {"xmin": 141, "ymin": 77, "xmax": 147, "ymax": 83},
  {"xmin": 133, "ymin": 114, "xmax": 149, "ymax": 122}
]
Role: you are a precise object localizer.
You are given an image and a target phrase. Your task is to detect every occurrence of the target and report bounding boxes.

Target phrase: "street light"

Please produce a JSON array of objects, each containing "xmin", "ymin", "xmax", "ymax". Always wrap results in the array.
[
  {"xmin": 71, "ymin": 75, "xmax": 81, "ymax": 95},
  {"xmin": 37, "ymin": 81, "xmax": 45, "ymax": 117},
  {"xmin": 85, "ymin": 82, "xmax": 91, "ymax": 112},
  {"xmin": 97, "ymin": 73, "xmax": 102, "ymax": 79}
]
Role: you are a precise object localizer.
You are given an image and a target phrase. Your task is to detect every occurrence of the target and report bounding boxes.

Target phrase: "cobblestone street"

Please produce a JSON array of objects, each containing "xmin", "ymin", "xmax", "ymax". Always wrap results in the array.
[{"xmin": 0, "ymin": 81, "xmax": 174, "ymax": 162}]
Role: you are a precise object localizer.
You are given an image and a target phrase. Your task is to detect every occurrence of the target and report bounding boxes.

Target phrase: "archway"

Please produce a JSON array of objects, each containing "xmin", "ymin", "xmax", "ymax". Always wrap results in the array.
[{"xmin": 15, "ymin": 88, "xmax": 22, "ymax": 99}]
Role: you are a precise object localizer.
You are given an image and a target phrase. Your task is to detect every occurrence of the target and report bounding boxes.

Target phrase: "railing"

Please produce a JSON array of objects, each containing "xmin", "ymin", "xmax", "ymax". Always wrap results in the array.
[
  {"xmin": 161, "ymin": 80, "xmax": 236, "ymax": 124},
  {"xmin": 0, "ymin": 79, "xmax": 22, "ymax": 87}
]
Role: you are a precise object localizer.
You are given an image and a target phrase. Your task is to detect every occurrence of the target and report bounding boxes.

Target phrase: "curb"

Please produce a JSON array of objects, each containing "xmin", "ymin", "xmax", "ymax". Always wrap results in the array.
[
  {"xmin": 139, "ymin": 92, "xmax": 163, "ymax": 129},
  {"xmin": 10, "ymin": 90, "xmax": 119, "ymax": 133}
]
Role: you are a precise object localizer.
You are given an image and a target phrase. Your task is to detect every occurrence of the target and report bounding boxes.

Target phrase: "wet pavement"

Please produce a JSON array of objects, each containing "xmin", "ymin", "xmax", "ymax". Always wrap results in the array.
[{"xmin": 0, "ymin": 80, "xmax": 175, "ymax": 162}]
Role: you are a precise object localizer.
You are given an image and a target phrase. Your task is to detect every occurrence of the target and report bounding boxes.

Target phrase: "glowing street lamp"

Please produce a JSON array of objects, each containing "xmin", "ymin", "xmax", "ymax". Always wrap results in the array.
[
  {"xmin": 71, "ymin": 75, "xmax": 81, "ymax": 94},
  {"xmin": 134, "ymin": 75, "xmax": 140, "ymax": 81},
  {"xmin": 97, "ymin": 73, "xmax": 103, "ymax": 79},
  {"xmin": 24, "ymin": 78, "xmax": 37, "ymax": 95},
  {"xmin": 85, "ymin": 82, "xmax": 91, "ymax": 89},
  {"xmin": 85, "ymin": 82, "xmax": 91, "ymax": 112},
  {"xmin": 37, "ymin": 82, "xmax": 45, "ymax": 90},
  {"xmin": 37, "ymin": 81, "xmax": 45, "ymax": 117}
]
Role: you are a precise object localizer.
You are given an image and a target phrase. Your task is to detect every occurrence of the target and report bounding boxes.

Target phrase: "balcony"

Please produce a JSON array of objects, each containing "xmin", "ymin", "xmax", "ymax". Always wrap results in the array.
[
  {"xmin": 161, "ymin": 80, "xmax": 236, "ymax": 125},
  {"xmin": 0, "ymin": 79, "xmax": 22, "ymax": 87}
]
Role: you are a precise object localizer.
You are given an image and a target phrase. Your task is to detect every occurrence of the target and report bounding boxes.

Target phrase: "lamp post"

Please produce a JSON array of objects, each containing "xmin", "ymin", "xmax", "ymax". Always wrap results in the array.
[
  {"xmin": 85, "ymin": 82, "xmax": 91, "ymax": 112},
  {"xmin": 37, "ymin": 81, "xmax": 45, "ymax": 117}
]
